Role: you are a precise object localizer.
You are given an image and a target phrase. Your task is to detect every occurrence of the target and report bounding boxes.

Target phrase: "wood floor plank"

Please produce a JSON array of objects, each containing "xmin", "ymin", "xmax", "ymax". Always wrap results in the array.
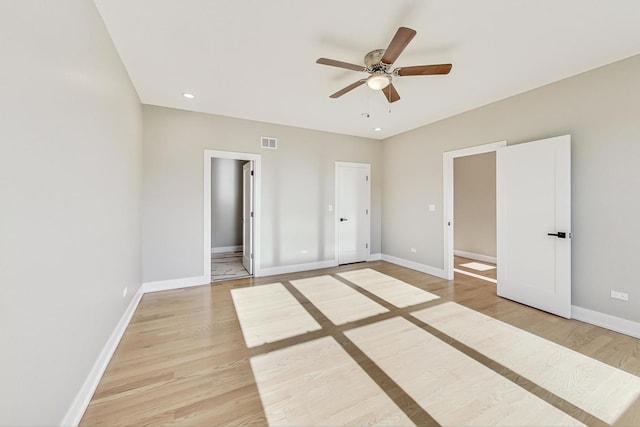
[
  {"xmin": 412, "ymin": 302, "xmax": 640, "ymax": 425},
  {"xmin": 290, "ymin": 275, "xmax": 388, "ymax": 325},
  {"xmin": 250, "ymin": 336, "xmax": 415, "ymax": 426},
  {"xmin": 338, "ymin": 268, "xmax": 439, "ymax": 307},
  {"xmin": 231, "ymin": 282, "xmax": 321, "ymax": 347},
  {"xmin": 345, "ymin": 317, "xmax": 584, "ymax": 426}
]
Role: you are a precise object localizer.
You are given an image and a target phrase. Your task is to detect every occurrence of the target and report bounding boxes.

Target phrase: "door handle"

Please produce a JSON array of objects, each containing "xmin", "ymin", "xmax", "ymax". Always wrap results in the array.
[
  {"xmin": 340, "ymin": 217, "xmax": 348, "ymax": 222},
  {"xmin": 547, "ymin": 232, "xmax": 567, "ymax": 238}
]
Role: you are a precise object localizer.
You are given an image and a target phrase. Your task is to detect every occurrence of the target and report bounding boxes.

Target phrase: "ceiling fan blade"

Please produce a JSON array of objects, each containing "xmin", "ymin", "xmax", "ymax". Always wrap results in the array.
[
  {"xmin": 396, "ymin": 64, "xmax": 452, "ymax": 76},
  {"xmin": 381, "ymin": 27, "xmax": 416, "ymax": 65},
  {"xmin": 330, "ymin": 80, "xmax": 367, "ymax": 98},
  {"xmin": 382, "ymin": 83, "xmax": 400, "ymax": 103},
  {"xmin": 316, "ymin": 58, "xmax": 366, "ymax": 72}
]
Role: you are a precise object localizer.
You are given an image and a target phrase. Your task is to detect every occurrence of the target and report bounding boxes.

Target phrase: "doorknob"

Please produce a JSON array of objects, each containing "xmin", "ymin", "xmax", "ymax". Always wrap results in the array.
[
  {"xmin": 547, "ymin": 232, "xmax": 567, "ymax": 238},
  {"xmin": 340, "ymin": 217, "xmax": 348, "ymax": 222}
]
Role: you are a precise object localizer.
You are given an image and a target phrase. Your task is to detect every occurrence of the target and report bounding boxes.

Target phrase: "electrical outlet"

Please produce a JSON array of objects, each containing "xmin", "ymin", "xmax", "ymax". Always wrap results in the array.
[
  {"xmin": 410, "ymin": 248, "xmax": 417, "ymax": 253},
  {"xmin": 610, "ymin": 290, "xmax": 629, "ymax": 301},
  {"xmin": 122, "ymin": 287, "xmax": 128, "ymax": 298}
]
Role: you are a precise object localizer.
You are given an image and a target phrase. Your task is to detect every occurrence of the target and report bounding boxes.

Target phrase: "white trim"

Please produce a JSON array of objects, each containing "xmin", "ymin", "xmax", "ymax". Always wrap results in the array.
[
  {"xmin": 443, "ymin": 141, "xmax": 506, "ymax": 280},
  {"xmin": 453, "ymin": 268, "xmax": 498, "ymax": 284},
  {"xmin": 453, "ymin": 250, "xmax": 497, "ymax": 264},
  {"xmin": 381, "ymin": 254, "xmax": 447, "ymax": 279},
  {"xmin": 143, "ymin": 275, "xmax": 210, "ymax": 293},
  {"xmin": 259, "ymin": 260, "xmax": 338, "ymax": 277},
  {"xmin": 571, "ymin": 306, "xmax": 640, "ymax": 339},
  {"xmin": 368, "ymin": 253, "xmax": 382, "ymax": 261},
  {"xmin": 211, "ymin": 245, "xmax": 243, "ymax": 254},
  {"xmin": 60, "ymin": 285, "xmax": 144, "ymax": 426},
  {"xmin": 335, "ymin": 162, "xmax": 371, "ymax": 265},
  {"xmin": 204, "ymin": 150, "xmax": 262, "ymax": 278}
]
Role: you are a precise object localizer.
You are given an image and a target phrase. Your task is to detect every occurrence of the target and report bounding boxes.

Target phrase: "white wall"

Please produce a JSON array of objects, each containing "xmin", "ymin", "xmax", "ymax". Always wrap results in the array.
[
  {"xmin": 0, "ymin": 1, "xmax": 143, "ymax": 425},
  {"xmin": 142, "ymin": 105, "xmax": 382, "ymax": 283},
  {"xmin": 211, "ymin": 158, "xmax": 244, "ymax": 249},
  {"xmin": 454, "ymin": 152, "xmax": 496, "ymax": 258},
  {"xmin": 382, "ymin": 54, "xmax": 640, "ymax": 324}
]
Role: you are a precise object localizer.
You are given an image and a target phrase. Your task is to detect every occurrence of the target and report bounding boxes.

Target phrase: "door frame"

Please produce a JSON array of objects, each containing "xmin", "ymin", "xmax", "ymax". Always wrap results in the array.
[
  {"xmin": 204, "ymin": 150, "xmax": 262, "ymax": 278},
  {"xmin": 242, "ymin": 161, "xmax": 254, "ymax": 275},
  {"xmin": 442, "ymin": 141, "xmax": 506, "ymax": 280},
  {"xmin": 335, "ymin": 161, "xmax": 371, "ymax": 264}
]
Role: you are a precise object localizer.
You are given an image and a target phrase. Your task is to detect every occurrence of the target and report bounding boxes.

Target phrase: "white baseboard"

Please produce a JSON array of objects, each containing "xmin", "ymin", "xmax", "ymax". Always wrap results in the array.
[
  {"xmin": 60, "ymin": 285, "xmax": 144, "ymax": 426},
  {"xmin": 454, "ymin": 250, "xmax": 497, "ymax": 264},
  {"xmin": 571, "ymin": 305, "xmax": 640, "ymax": 339},
  {"xmin": 258, "ymin": 260, "xmax": 338, "ymax": 277},
  {"xmin": 381, "ymin": 254, "xmax": 448, "ymax": 279},
  {"xmin": 211, "ymin": 245, "xmax": 243, "ymax": 254},
  {"xmin": 368, "ymin": 253, "xmax": 382, "ymax": 261},
  {"xmin": 143, "ymin": 275, "xmax": 210, "ymax": 293}
]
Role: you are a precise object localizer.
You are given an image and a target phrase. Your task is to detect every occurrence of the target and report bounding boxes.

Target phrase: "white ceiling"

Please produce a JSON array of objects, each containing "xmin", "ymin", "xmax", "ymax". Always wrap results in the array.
[{"xmin": 94, "ymin": 0, "xmax": 640, "ymax": 140}]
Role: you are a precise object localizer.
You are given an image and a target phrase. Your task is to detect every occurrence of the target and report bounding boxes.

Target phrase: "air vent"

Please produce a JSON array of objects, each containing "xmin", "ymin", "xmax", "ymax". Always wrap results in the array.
[{"xmin": 261, "ymin": 136, "xmax": 277, "ymax": 149}]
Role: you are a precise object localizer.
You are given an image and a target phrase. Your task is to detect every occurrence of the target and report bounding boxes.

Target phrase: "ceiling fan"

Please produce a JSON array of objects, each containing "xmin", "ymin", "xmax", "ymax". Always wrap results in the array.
[{"xmin": 316, "ymin": 27, "xmax": 452, "ymax": 103}]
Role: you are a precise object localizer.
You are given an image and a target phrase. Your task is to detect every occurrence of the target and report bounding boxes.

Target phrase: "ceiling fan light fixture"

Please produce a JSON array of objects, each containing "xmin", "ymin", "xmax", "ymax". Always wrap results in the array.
[{"xmin": 366, "ymin": 74, "xmax": 391, "ymax": 90}]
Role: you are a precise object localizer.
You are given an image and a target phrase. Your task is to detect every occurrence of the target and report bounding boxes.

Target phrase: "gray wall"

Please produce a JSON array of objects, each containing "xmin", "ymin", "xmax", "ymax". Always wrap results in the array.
[
  {"xmin": 211, "ymin": 158, "xmax": 245, "ymax": 248},
  {"xmin": 454, "ymin": 152, "xmax": 496, "ymax": 258},
  {"xmin": 0, "ymin": 1, "xmax": 143, "ymax": 425},
  {"xmin": 382, "ymin": 54, "xmax": 640, "ymax": 323},
  {"xmin": 143, "ymin": 105, "xmax": 382, "ymax": 282}
]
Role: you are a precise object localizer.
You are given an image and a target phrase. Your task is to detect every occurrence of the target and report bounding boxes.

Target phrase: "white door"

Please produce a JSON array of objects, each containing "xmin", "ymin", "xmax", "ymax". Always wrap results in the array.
[
  {"xmin": 336, "ymin": 162, "xmax": 370, "ymax": 264},
  {"xmin": 497, "ymin": 135, "xmax": 571, "ymax": 318},
  {"xmin": 242, "ymin": 162, "xmax": 253, "ymax": 274}
]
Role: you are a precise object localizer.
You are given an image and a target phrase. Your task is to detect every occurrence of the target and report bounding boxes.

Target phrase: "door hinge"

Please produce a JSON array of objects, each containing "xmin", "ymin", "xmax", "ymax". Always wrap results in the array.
[
  {"xmin": 366, "ymin": 175, "xmax": 369, "ymax": 181},
  {"xmin": 366, "ymin": 243, "xmax": 368, "ymax": 249},
  {"xmin": 365, "ymin": 209, "xmax": 368, "ymax": 215},
  {"xmin": 250, "ymin": 170, "xmax": 254, "ymax": 176},
  {"xmin": 250, "ymin": 211, "xmax": 254, "ymax": 218},
  {"xmin": 251, "ymin": 253, "xmax": 254, "ymax": 259}
]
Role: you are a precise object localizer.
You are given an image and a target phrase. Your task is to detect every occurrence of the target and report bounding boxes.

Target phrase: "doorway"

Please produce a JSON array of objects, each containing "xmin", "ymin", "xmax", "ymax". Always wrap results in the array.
[
  {"xmin": 453, "ymin": 152, "xmax": 498, "ymax": 283},
  {"xmin": 209, "ymin": 158, "xmax": 250, "ymax": 282},
  {"xmin": 335, "ymin": 162, "xmax": 371, "ymax": 265},
  {"xmin": 444, "ymin": 137, "xmax": 572, "ymax": 319},
  {"xmin": 443, "ymin": 141, "xmax": 506, "ymax": 280},
  {"xmin": 204, "ymin": 150, "xmax": 261, "ymax": 281}
]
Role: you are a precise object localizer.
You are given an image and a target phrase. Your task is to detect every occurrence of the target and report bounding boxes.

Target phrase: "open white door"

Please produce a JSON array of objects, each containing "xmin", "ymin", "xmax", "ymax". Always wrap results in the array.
[
  {"xmin": 497, "ymin": 135, "xmax": 571, "ymax": 318},
  {"xmin": 242, "ymin": 161, "xmax": 253, "ymax": 274},
  {"xmin": 336, "ymin": 162, "xmax": 370, "ymax": 265}
]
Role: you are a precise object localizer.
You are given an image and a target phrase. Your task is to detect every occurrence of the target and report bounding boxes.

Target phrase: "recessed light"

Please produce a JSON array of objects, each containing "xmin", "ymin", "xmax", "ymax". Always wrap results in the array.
[
  {"xmin": 373, "ymin": 127, "xmax": 382, "ymax": 132},
  {"xmin": 182, "ymin": 92, "xmax": 195, "ymax": 99}
]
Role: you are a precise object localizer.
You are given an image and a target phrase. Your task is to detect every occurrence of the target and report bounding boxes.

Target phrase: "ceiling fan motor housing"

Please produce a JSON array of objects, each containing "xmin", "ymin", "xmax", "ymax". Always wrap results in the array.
[{"xmin": 364, "ymin": 49, "xmax": 389, "ymax": 71}]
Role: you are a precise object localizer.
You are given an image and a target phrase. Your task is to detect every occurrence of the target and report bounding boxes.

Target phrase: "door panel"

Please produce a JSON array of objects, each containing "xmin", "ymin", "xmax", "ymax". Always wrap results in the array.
[
  {"xmin": 497, "ymin": 135, "xmax": 571, "ymax": 318},
  {"xmin": 242, "ymin": 162, "xmax": 253, "ymax": 274},
  {"xmin": 337, "ymin": 163, "xmax": 370, "ymax": 265}
]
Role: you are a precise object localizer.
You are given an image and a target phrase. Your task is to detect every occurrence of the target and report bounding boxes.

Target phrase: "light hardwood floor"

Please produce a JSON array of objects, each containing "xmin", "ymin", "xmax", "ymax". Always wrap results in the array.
[
  {"xmin": 454, "ymin": 255, "xmax": 497, "ymax": 281},
  {"xmin": 80, "ymin": 261, "xmax": 640, "ymax": 426}
]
